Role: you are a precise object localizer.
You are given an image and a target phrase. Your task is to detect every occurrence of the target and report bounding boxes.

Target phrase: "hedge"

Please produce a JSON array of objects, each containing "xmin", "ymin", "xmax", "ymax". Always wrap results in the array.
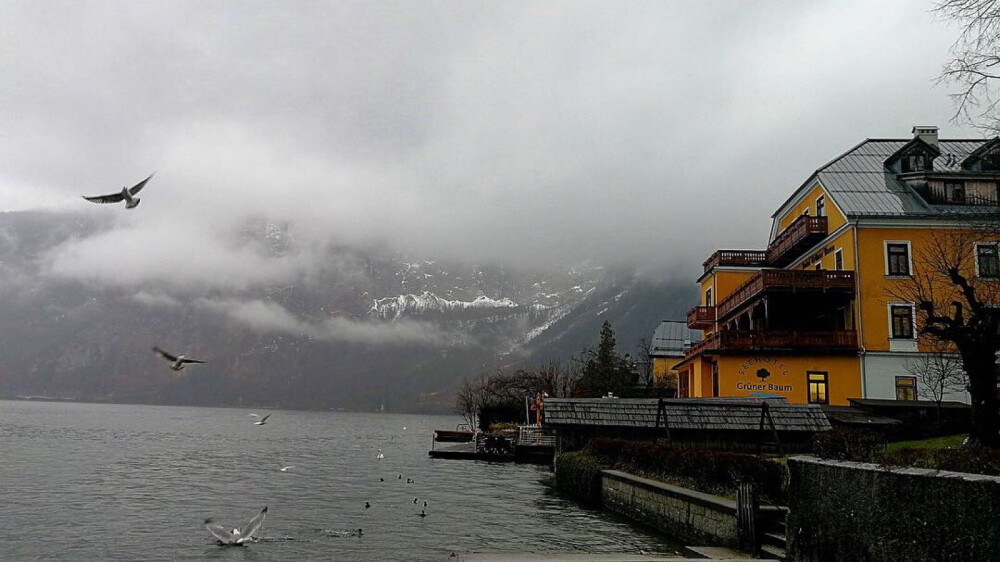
[
  {"xmin": 884, "ymin": 446, "xmax": 1000, "ymax": 476},
  {"xmin": 582, "ymin": 438, "xmax": 786, "ymax": 503},
  {"xmin": 554, "ymin": 451, "xmax": 604, "ymax": 505},
  {"xmin": 812, "ymin": 427, "xmax": 887, "ymax": 463}
]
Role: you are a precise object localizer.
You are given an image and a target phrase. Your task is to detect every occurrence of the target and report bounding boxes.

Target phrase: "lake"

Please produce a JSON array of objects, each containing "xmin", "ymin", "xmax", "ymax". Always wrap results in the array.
[{"xmin": 0, "ymin": 400, "xmax": 680, "ymax": 560}]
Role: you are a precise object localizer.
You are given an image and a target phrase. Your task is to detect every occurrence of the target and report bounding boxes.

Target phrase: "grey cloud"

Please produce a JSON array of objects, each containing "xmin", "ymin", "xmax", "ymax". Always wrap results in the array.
[
  {"xmin": 131, "ymin": 290, "xmax": 182, "ymax": 308},
  {"xmin": 194, "ymin": 298, "xmax": 455, "ymax": 346},
  {"xmin": 0, "ymin": 0, "xmax": 980, "ymax": 286}
]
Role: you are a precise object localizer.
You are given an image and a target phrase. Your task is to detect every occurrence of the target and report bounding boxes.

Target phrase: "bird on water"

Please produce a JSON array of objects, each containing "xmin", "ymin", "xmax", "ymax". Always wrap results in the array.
[
  {"xmin": 204, "ymin": 506, "xmax": 267, "ymax": 546},
  {"xmin": 82, "ymin": 173, "xmax": 154, "ymax": 209}
]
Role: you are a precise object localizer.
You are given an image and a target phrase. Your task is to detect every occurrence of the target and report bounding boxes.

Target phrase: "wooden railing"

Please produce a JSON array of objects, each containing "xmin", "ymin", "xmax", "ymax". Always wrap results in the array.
[
  {"xmin": 767, "ymin": 215, "xmax": 827, "ymax": 266},
  {"xmin": 686, "ymin": 305, "xmax": 716, "ymax": 328},
  {"xmin": 685, "ymin": 329, "xmax": 858, "ymax": 357},
  {"xmin": 703, "ymin": 249, "xmax": 768, "ymax": 272},
  {"xmin": 716, "ymin": 270, "xmax": 855, "ymax": 319}
]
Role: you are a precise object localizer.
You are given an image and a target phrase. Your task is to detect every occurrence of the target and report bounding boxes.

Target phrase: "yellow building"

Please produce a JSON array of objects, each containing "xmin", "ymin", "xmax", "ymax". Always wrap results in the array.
[
  {"xmin": 676, "ymin": 126, "xmax": 985, "ymax": 405},
  {"xmin": 649, "ymin": 320, "xmax": 699, "ymax": 391}
]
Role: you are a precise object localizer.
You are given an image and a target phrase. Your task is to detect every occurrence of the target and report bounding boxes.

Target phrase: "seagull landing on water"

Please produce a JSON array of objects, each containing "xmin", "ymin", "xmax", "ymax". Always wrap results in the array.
[
  {"xmin": 82, "ymin": 173, "xmax": 154, "ymax": 209},
  {"xmin": 205, "ymin": 506, "xmax": 267, "ymax": 546},
  {"xmin": 250, "ymin": 413, "xmax": 271, "ymax": 426},
  {"xmin": 152, "ymin": 347, "xmax": 205, "ymax": 372}
]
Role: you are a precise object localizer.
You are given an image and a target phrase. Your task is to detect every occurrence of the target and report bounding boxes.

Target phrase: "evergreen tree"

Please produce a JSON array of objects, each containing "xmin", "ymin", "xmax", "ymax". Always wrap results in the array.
[{"xmin": 576, "ymin": 321, "xmax": 635, "ymax": 397}]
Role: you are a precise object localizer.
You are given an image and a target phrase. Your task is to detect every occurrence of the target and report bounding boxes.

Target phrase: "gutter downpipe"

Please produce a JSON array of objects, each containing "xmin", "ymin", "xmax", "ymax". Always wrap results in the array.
[{"xmin": 852, "ymin": 219, "xmax": 867, "ymax": 398}]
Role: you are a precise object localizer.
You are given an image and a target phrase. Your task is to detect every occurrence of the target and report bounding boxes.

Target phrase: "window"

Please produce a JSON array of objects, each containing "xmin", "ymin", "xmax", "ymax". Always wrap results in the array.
[
  {"xmin": 895, "ymin": 376, "xmax": 917, "ymax": 401},
  {"xmin": 816, "ymin": 195, "xmax": 826, "ymax": 217},
  {"xmin": 905, "ymin": 153, "xmax": 927, "ymax": 172},
  {"xmin": 808, "ymin": 372, "xmax": 829, "ymax": 404},
  {"xmin": 946, "ymin": 181, "xmax": 966, "ymax": 203},
  {"xmin": 712, "ymin": 363, "xmax": 719, "ymax": 398},
  {"xmin": 705, "ymin": 288, "xmax": 713, "ymax": 307},
  {"xmin": 886, "ymin": 242, "xmax": 911, "ymax": 276},
  {"xmin": 890, "ymin": 304, "xmax": 915, "ymax": 339},
  {"xmin": 834, "ymin": 249, "xmax": 844, "ymax": 271},
  {"xmin": 977, "ymin": 244, "xmax": 1000, "ymax": 279},
  {"xmin": 815, "ymin": 263, "xmax": 822, "ymax": 271}
]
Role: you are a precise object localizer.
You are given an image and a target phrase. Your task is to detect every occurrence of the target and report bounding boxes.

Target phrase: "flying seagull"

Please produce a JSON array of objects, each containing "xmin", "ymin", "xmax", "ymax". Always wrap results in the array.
[
  {"xmin": 82, "ymin": 173, "xmax": 154, "ymax": 209},
  {"xmin": 251, "ymin": 413, "xmax": 271, "ymax": 426},
  {"xmin": 376, "ymin": 449, "xmax": 384, "ymax": 460},
  {"xmin": 205, "ymin": 506, "xmax": 267, "ymax": 546},
  {"xmin": 279, "ymin": 465, "xmax": 295, "ymax": 472},
  {"xmin": 152, "ymin": 347, "xmax": 205, "ymax": 372}
]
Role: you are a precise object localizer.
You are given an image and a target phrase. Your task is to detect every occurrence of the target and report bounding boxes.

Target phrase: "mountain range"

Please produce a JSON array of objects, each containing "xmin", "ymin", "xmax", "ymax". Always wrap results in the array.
[{"xmin": 0, "ymin": 210, "xmax": 695, "ymax": 412}]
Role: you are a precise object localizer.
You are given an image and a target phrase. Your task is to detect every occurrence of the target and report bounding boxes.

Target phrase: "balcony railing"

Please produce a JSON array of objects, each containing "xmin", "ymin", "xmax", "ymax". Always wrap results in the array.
[
  {"xmin": 913, "ymin": 183, "xmax": 1000, "ymax": 206},
  {"xmin": 703, "ymin": 249, "xmax": 768, "ymax": 273},
  {"xmin": 716, "ymin": 270, "xmax": 855, "ymax": 320},
  {"xmin": 767, "ymin": 215, "xmax": 828, "ymax": 267},
  {"xmin": 685, "ymin": 329, "xmax": 858, "ymax": 357},
  {"xmin": 686, "ymin": 306, "xmax": 716, "ymax": 329}
]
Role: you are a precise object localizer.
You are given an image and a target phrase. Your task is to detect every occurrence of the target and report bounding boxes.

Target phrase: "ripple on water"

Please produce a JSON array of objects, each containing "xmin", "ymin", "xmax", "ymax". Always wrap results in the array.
[{"xmin": 0, "ymin": 400, "xmax": 681, "ymax": 561}]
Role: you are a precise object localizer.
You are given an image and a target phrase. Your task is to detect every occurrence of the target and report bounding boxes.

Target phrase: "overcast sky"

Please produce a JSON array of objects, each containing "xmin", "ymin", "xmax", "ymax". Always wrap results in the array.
[{"xmin": 0, "ymin": 0, "xmax": 978, "ymax": 287}]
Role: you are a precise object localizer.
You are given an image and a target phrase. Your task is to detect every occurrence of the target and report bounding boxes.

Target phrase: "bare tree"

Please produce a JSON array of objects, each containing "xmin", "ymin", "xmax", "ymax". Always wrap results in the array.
[
  {"xmin": 890, "ymin": 226, "xmax": 1000, "ymax": 446},
  {"xmin": 905, "ymin": 341, "xmax": 969, "ymax": 426},
  {"xmin": 635, "ymin": 337, "xmax": 655, "ymax": 389},
  {"xmin": 937, "ymin": 0, "xmax": 1000, "ymax": 132},
  {"xmin": 454, "ymin": 363, "xmax": 580, "ymax": 429}
]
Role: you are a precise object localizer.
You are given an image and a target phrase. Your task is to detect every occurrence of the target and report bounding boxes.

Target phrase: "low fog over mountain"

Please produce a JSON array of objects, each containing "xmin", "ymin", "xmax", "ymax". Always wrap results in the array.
[{"xmin": 0, "ymin": 211, "xmax": 693, "ymax": 412}]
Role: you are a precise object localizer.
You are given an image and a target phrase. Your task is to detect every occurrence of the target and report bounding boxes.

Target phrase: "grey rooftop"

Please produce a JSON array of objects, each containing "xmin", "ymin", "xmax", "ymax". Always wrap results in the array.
[{"xmin": 543, "ymin": 398, "xmax": 831, "ymax": 433}]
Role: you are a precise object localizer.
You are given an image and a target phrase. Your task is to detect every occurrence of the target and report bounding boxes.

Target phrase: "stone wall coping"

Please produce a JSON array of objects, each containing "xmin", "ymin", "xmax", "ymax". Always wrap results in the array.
[
  {"xmin": 789, "ymin": 455, "xmax": 1000, "ymax": 484},
  {"xmin": 601, "ymin": 469, "xmax": 785, "ymax": 515}
]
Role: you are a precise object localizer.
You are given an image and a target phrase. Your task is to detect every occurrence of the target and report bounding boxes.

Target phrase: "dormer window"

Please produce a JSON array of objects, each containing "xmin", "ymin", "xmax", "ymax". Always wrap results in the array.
[
  {"xmin": 984, "ymin": 149, "xmax": 1000, "ymax": 171},
  {"xmin": 904, "ymin": 153, "xmax": 927, "ymax": 173},
  {"xmin": 946, "ymin": 181, "xmax": 966, "ymax": 203}
]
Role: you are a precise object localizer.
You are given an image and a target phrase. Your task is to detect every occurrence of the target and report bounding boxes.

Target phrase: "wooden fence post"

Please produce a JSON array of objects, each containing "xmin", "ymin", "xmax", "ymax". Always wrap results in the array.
[{"xmin": 736, "ymin": 479, "xmax": 760, "ymax": 555}]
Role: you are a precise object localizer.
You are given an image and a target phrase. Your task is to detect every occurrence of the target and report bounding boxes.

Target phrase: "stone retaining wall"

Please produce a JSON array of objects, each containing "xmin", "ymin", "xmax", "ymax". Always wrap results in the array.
[
  {"xmin": 787, "ymin": 456, "xmax": 1000, "ymax": 561},
  {"xmin": 601, "ymin": 470, "xmax": 742, "ymax": 546}
]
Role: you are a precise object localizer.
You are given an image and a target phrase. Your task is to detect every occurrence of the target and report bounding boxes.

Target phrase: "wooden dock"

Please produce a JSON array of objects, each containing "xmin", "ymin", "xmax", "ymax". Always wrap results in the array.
[{"xmin": 429, "ymin": 442, "xmax": 479, "ymax": 460}]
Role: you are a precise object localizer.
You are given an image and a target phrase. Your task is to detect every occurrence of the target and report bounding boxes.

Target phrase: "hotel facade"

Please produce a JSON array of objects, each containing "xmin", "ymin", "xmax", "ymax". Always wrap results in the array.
[{"xmin": 674, "ymin": 126, "xmax": 1000, "ymax": 406}]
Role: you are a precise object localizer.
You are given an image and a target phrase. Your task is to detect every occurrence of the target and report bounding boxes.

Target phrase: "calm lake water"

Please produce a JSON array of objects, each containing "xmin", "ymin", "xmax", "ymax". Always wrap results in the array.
[{"xmin": 0, "ymin": 400, "xmax": 680, "ymax": 561}]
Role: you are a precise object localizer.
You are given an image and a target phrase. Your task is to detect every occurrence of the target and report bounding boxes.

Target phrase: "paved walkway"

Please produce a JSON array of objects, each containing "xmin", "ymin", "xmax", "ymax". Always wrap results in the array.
[{"xmin": 452, "ymin": 550, "xmax": 771, "ymax": 561}]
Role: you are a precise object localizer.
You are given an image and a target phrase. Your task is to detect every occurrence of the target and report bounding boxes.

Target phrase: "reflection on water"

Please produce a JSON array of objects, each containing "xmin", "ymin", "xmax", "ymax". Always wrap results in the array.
[{"xmin": 0, "ymin": 400, "xmax": 680, "ymax": 561}]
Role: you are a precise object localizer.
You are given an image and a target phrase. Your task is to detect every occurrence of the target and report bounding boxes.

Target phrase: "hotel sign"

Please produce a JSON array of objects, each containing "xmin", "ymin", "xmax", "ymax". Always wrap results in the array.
[{"xmin": 735, "ymin": 356, "xmax": 793, "ymax": 392}]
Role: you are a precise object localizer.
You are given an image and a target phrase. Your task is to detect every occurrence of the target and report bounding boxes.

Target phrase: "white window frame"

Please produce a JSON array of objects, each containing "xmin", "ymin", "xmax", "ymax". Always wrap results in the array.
[
  {"xmin": 816, "ymin": 195, "xmax": 826, "ymax": 217},
  {"xmin": 884, "ymin": 240, "xmax": 913, "ymax": 277},
  {"xmin": 834, "ymin": 248, "xmax": 844, "ymax": 271},
  {"xmin": 705, "ymin": 288, "xmax": 713, "ymax": 307},
  {"xmin": 887, "ymin": 302, "xmax": 919, "ymax": 352},
  {"xmin": 974, "ymin": 242, "xmax": 1000, "ymax": 279}
]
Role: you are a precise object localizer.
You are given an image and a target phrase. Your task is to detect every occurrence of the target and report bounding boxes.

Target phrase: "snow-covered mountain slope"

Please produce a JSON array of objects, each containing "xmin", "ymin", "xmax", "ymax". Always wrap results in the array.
[{"xmin": 0, "ymin": 212, "xmax": 695, "ymax": 412}]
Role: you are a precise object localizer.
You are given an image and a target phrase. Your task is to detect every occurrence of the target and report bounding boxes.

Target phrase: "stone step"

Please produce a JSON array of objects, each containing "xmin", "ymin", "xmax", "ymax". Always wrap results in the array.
[
  {"xmin": 760, "ymin": 544, "xmax": 787, "ymax": 561},
  {"xmin": 762, "ymin": 532, "xmax": 787, "ymax": 548}
]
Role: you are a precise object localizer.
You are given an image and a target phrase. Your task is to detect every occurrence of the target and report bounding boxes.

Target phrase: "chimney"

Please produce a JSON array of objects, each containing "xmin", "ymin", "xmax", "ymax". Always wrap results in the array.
[{"xmin": 912, "ymin": 125, "xmax": 939, "ymax": 148}]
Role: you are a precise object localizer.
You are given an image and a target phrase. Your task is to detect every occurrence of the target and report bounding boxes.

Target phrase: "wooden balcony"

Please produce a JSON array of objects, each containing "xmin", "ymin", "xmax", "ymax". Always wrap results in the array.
[
  {"xmin": 716, "ymin": 270, "xmax": 855, "ymax": 320},
  {"xmin": 702, "ymin": 249, "xmax": 768, "ymax": 273},
  {"xmin": 685, "ymin": 329, "xmax": 858, "ymax": 357},
  {"xmin": 766, "ymin": 215, "xmax": 828, "ymax": 267},
  {"xmin": 686, "ymin": 306, "xmax": 716, "ymax": 329}
]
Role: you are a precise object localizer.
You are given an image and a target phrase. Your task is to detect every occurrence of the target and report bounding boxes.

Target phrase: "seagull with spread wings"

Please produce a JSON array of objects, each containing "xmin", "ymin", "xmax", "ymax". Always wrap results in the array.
[
  {"xmin": 250, "ymin": 413, "xmax": 271, "ymax": 426},
  {"xmin": 82, "ymin": 173, "xmax": 154, "ymax": 209},
  {"xmin": 152, "ymin": 347, "xmax": 206, "ymax": 372},
  {"xmin": 205, "ymin": 506, "xmax": 267, "ymax": 546}
]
